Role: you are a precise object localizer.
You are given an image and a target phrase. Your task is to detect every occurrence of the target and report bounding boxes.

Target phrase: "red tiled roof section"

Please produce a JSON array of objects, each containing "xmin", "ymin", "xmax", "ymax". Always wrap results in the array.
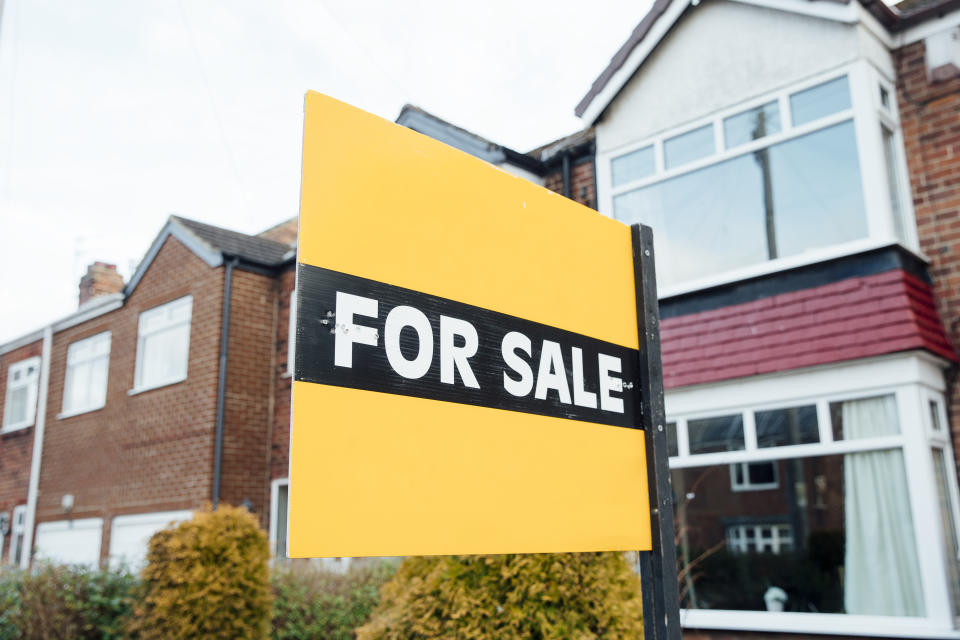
[{"xmin": 661, "ymin": 269, "xmax": 957, "ymax": 389}]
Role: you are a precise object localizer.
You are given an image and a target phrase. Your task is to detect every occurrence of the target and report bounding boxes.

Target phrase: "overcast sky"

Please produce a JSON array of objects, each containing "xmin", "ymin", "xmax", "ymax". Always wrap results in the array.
[{"xmin": 0, "ymin": 0, "xmax": 651, "ymax": 344}]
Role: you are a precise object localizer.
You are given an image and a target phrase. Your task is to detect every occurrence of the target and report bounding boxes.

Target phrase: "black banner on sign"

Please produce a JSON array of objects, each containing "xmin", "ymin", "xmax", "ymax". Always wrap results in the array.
[{"xmin": 295, "ymin": 263, "xmax": 641, "ymax": 429}]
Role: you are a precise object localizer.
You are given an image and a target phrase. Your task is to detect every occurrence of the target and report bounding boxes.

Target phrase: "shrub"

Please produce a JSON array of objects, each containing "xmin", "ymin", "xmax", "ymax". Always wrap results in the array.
[
  {"xmin": 271, "ymin": 560, "xmax": 398, "ymax": 640},
  {"xmin": 0, "ymin": 563, "xmax": 137, "ymax": 640},
  {"xmin": 130, "ymin": 504, "xmax": 272, "ymax": 640},
  {"xmin": 357, "ymin": 553, "xmax": 644, "ymax": 640}
]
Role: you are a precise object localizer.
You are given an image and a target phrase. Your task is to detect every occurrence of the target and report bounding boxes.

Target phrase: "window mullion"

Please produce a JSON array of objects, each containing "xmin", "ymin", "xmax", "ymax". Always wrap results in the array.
[
  {"xmin": 744, "ymin": 410, "xmax": 758, "ymax": 451},
  {"xmin": 677, "ymin": 417, "xmax": 690, "ymax": 458}
]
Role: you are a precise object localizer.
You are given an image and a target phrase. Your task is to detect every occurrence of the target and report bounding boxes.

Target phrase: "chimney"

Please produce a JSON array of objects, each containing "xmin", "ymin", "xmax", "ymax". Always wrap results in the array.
[{"xmin": 79, "ymin": 262, "xmax": 124, "ymax": 306}]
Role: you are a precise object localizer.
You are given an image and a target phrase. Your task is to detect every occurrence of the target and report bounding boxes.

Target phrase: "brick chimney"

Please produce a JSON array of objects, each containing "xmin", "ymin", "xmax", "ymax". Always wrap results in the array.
[{"xmin": 79, "ymin": 262, "xmax": 124, "ymax": 306}]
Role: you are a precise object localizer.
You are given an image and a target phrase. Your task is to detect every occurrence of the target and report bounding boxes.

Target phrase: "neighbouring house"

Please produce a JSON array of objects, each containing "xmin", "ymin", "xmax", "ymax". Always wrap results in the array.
[{"xmin": 1, "ymin": 1, "xmax": 960, "ymax": 636}]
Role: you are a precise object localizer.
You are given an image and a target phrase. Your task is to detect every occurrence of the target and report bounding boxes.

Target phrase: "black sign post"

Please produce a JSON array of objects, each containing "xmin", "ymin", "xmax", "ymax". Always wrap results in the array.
[{"xmin": 632, "ymin": 223, "xmax": 682, "ymax": 640}]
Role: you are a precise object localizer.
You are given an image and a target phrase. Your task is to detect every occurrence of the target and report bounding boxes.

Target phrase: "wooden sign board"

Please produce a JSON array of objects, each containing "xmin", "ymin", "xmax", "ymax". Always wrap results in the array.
[{"xmin": 289, "ymin": 92, "xmax": 653, "ymax": 558}]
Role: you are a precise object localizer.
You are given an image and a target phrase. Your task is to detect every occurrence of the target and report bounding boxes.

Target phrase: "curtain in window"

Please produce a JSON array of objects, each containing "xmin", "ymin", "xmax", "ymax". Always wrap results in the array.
[{"xmin": 843, "ymin": 396, "xmax": 924, "ymax": 616}]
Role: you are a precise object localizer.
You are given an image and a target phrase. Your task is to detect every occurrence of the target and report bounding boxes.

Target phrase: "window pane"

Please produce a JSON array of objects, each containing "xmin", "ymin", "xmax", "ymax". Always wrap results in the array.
[
  {"xmin": 756, "ymin": 405, "xmax": 819, "ymax": 448},
  {"xmin": 275, "ymin": 484, "xmax": 289, "ymax": 559},
  {"xmin": 674, "ymin": 451, "xmax": 924, "ymax": 616},
  {"xmin": 611, "ymin": 146, "xmax": 655, "ymax": 187},
  {"xmin": 614, "ymin": 121, "xmax": 866, "ymax": 287},
  {"xmin": 930, "ymin": 400, "xmax": 943, "ymax": 432},
  {"xmin": 724, "ymin": 102, "xmax": 781, "ymax": 149},
  {"xmin": 790, "ymin": 76, "xmax": 851, "ymax": 126},
  {"xmin": 932, "ymin": 448, "xmax": 960, "ymax": 616},
  {"xmin": 139, "ymin": 324, "xmax": 189, "ymax": 388},
  {"xmin": 6, "ymin": 387, "xmax": 27, "ymax": 424},
  {"xmin": 666, "ymin": 422, "xmax": 679, "ymax": 457},
  {"xmin": 882, "ymin": 126, "xmax": 907, "ymax": 243},
  {"xmin": 830, "ymin": 395, "xmax": 899, "ymax": 440},
  {"xmin": 664, "ymin": 124, "xmax": 714, "ymax": 169},
  {"xmin": 747, "ymin": 462, "xmax": 776, "ymax": 485},
  {"xmin": 688, "ymin": 414, "xmax": 744, "ymax": 454}
]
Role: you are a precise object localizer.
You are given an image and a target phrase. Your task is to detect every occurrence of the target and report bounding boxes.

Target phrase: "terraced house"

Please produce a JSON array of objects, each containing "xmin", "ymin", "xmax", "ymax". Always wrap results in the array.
[{"xmin": 3, "ymin": 0, "xmax": 960, "ymax": 636}]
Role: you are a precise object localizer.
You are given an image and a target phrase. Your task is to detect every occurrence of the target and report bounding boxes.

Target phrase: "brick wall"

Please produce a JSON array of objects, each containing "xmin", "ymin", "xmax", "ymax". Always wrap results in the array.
[
  {"xmin": 0, "ymin": 339, "xmax": 42, "ymax": 561},
  {"xmin": 37, "ymin": 236, "xmax": 223, "ymax": 563},
  {"xmin": 896, "ymin": 39, "xmax": 960, "ymax": 460},
  {"xmin": 542, "ymin": 155, "xmax": 596, "ymax": 210},
  {"xmin": 219, "ymin": 268, "xmax": 278, "ymax": 529},
  {"xmin": 271, "ymin": 267, "xmax": 295, "ymax": 483}
]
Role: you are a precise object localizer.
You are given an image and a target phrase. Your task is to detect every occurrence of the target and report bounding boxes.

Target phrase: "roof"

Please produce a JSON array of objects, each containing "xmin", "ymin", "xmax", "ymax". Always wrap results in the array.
[
  {"xmin": 395, "ymin": 104, "xmax": 544, "ymax": 175},
  {"xmin": 171, "ymin": 216, "xmax": 290, "ymax": 267},
  {"xmin": 574, "ymin": 0, "xmax": 956, "ymax": 122},
  {"xmin": 528, "ymin": 127, "xmax": 596, "ymax": 164}
]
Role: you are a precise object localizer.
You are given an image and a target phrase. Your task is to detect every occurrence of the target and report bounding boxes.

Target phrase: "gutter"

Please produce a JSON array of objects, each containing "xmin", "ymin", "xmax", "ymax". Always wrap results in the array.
[
  {"xmin": 212, "ymin": 256, "xmax": 238, "ymax": 509},
  {"xmin": 20, "ymin": 326, "xmax": 52, "ymax": 569}
]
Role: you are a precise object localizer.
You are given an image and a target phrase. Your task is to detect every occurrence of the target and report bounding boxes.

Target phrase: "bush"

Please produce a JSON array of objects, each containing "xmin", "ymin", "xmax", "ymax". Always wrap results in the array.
[
  {"xmin": 0, "ymin": 563, "xmax": 137, "ymax": 640},
  {"xmin": 271, "ymin": 560, "xmax": 398, "ymax": 640},
  {"xmin": 130, "ymin": 504, "xmax": 272, "ymax": 640},
  {"xmin": 357, "ymin": 553, "xmax": 643, "ymax": 640}
]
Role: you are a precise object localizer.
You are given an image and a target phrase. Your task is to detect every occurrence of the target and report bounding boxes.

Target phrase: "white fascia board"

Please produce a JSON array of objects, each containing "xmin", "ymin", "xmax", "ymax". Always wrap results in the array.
[
  {"xmin": 124, "ymin": 218, "xmax": 223, "ymax": 297},
  {"xmin": 897, "ymin": 7, "xmax": 960, "ymax": 45},
  {"xmin": 730, "ymin": 0, "xmax": 859, "ymax": 23},
  {"xmin": 0, "ymin": 330, "xmax": 44, "ymax": 356},
  {"xmin": 580, "ymin": 0, "xmax": 693, "ymax": 125}
]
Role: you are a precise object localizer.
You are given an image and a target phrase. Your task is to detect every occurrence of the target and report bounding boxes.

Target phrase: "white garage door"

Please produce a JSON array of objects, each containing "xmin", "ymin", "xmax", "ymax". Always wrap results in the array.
[
  {"xmin": 109, "ymin": 510, "xmax": 192, "ymax": 569},
  {"xmin": 35, "ymin": 518, "xmax": 103, "ymax": 567}
]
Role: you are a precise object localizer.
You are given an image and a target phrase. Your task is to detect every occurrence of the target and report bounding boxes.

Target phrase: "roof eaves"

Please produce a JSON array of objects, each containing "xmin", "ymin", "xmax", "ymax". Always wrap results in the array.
[{"xmin": 124, "ymin": 217, "xmax": 224, "ymax": 297}]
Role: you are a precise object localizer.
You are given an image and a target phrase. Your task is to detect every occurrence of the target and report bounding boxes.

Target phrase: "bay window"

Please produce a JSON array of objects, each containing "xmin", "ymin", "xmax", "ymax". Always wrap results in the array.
[
  {"xmin": 605, "ymin": 64, "xmax": 915, "ymax": 293},
  {"xmin": 667, "ymin": 355, "xmax": 960, "ymax": 636}
]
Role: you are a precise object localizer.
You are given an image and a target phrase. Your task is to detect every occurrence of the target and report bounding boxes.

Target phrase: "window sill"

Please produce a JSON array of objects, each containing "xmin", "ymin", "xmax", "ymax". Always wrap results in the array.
[
  {"xmin": 57, "ymin": 404, "xmax": 105, "ymax": 420},
  {"xmin": 0, "ymin": 422, "xmax": 33, "ymax": 435},
  {"xmin": 679, "ymin": 609, "xmax": 960, "ymax": 638},
  {"xmin": 128, "ymin": 376, "xmax": 187, "ymax": 396}
]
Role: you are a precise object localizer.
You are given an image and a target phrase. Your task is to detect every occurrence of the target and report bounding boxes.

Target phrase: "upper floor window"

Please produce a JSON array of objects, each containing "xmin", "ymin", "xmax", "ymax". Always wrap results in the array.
[
  {"xmin": 606, "ymin": 66, "xmax": 912, "ymax": 292},
  {"xmin": 134, "ymin": 296, "xmax": 192, "ymax": 392},
  {"xmin": 3, "ymin": 357, "xmax": 41, "ymax": 432},
  {"xmin": 61, "ymin": 332, "xmax": 111, "ymax": 417}
]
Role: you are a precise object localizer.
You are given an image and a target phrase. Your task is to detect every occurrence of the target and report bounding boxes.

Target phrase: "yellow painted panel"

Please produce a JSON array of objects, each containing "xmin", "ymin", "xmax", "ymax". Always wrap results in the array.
[
  {"xmin": 298, "ymin": 92, "xmax": 638, "ymax": 350},
  {"xmin": 289, "ymin": 381, "xmax": 652, "ymax": 557}
]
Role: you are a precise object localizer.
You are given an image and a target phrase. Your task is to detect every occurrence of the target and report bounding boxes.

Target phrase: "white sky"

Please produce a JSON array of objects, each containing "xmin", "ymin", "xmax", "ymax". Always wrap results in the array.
[{"xmin": 0, "ymin": 0, "xmax": 651, "ymax": 344}]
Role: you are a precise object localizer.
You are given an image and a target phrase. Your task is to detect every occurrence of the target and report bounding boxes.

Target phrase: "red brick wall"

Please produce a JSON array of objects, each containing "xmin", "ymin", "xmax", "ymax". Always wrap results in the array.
[
  {"xmin": 271, "ymin": 267, "xmax": 295, "ymax": 482},
  {"xmin": 37, "ymin": 236, "xmax": 223, "ymax": 563},
  {"xmin": 0, "ymin": 339, "xmax": 42, "ymax": 561},
  {"xmin": 542, "ymin": 156, "xmax": 596, "ymax": 210},
  {"xmin": 219, "ymin": 269, "xmax": 278, "ymax": 529},
  {"xmin": 896, "ymin": 39, "xmax": 960, "ymax": 459}
]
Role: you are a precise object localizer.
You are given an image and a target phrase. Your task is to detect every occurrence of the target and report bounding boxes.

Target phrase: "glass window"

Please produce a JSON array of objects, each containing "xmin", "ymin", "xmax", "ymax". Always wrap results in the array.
[
  {"xmin": 674, "ymin": 449, "xmax": 923, "ymax": 616},
  {"xmin": 724, "ymin": 102, "xmax": 781, "ymax": 149},
  {"xmin": 614, "ymin": 121, "xmax": 867, "ymax": 287},
  {"xmin": 930, "ymin": 400, "xmax": 944, "ymax": 432},
  {"xmin": 688, "ymin": 414, "xmax": 744, "ymax": 454},
  {"xmin": 611, "ymin": 146, "xmax": 655, "ymax": 187},
  {"xmin": 666, "ymin": 421, "xmax": 679, "ymax": 457},
  {"xmin": 879, "ymin": 85, "xmax": 891, "ymax": 111},
  {"xmin": 3, "ymin": 357, "xmax": 41, "ymax": 431},
  {"xmin": 790, "ymin": 76, "xmax": 852, "ymax": 126},
  {"xmin": 756, "ymin": 405, "xmax": 819, "ymax": 448},
  {"xmin": 664, "ymin": 124, "xmax": 714, "ymax": 170},
  {"xmin": 882, "ymin": 125, "xmax": 907, "ymax": 243},
  {"xmin": 134, "ymin": 296, "xmax": 192, "ymax": 391},
  {"xmin": 9, "ymin": 505, "xmax": 26, "ymax": 566},
  {"xmin": 932, "ymin": 448, "xmax": 960, "ymax": 616},
  {"xmin": 731, "ymin": 461, "xmax": 779, "ymax": 491},
  {"xmin": 830, "ymin": 395, "xmax": 900, "ymax": 441},
  {"xmin": 62, "ymin": 332, "xmax": 111, "ymax": 415},
  {"xmin": 274, "ymin": 482, "xmax": 289, "ymax": 559}
]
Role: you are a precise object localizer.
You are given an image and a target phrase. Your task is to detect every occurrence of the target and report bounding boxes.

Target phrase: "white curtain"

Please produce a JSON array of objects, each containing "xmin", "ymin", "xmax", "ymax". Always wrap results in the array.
[{"xmin": 843, "ymin": 395, "xmax": 925, "ymax": 616}]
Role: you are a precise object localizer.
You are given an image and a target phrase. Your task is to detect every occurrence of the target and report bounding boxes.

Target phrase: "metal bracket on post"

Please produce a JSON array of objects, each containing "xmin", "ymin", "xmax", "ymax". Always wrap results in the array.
[{"xmin": 631, "ymin": 223, "xmax": 682, "ymax": 640}]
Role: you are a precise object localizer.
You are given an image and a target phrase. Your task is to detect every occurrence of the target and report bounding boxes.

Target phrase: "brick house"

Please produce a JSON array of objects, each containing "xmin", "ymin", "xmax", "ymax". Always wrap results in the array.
[{"xmin": 2, "ymin": 0, "xmax": 960, "ymax": 635}]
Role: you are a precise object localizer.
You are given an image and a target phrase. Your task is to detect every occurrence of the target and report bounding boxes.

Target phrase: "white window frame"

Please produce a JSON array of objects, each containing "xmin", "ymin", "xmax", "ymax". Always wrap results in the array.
[
  {"xmin": 8, "ymin": 505, "xmax": 26, "ymax": 565},
  {"xmin": 667, "ymin": 352, "xmax": 960, "ymax": 638},
  {"xmin": 2, "ymin": 356, "xmax": 41, "ymax": 432},
  {"xmin": 726, "ymin": 523, "xmax": 794, "ymax": 554},
  {"xmin": 729, "ymin": 460, "xmax": 779, "ymax": 492},
  {"xmin": 597, "ymin": 61, "xmax": 921, "ymax": 299},
  {"xmin": 59, "ymin": 331, "xmax": 111, "ymax": 418},
  {"xmin": 131, "ymin": 296, "xmax": 193, "ymax": 394},
  {"xmin": 269, "ymin": 477, "xmax": 289, "ymax": 560}
]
